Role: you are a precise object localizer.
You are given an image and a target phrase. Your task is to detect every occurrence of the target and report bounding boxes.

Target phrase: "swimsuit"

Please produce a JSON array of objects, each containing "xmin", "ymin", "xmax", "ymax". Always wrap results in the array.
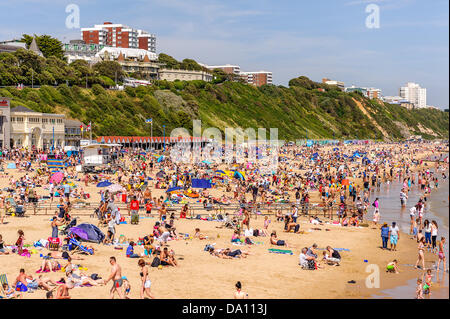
[{"xmin": 113, "ymin": 278, "xmax": 123, "ymax": 288}]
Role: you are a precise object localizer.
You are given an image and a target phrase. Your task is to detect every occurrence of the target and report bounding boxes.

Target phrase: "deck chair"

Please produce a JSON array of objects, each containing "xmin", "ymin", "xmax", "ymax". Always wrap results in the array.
[
  {"xmin": 0, "ymin": 274, "xmax": 10, "ymax": 298},
  {"xmin": 15, "ymin": 205, "xmax": 25, "ymax": 217},
  {"xmin": 47, "ymin": 237, "xmax": 61, "ymax": 251},
  {"xmin": 69, "ymin": 238, "xmax": 94, "ymax": 255}
]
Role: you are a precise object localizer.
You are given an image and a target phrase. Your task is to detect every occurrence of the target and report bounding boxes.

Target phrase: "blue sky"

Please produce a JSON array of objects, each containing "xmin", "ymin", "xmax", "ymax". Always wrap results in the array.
[{"xmin": 1, "ymin": 0, "xmax": 448, "ymax": 108}]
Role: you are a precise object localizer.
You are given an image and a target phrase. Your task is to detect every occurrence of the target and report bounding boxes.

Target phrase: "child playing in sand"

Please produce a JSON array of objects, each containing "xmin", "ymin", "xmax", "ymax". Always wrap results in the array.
[
  {"xmin": 123, "ymin": 277, "xmax": 131, "ymax": 299},
  {"xmin": 0, "ymin": 234, "xmax": 9, "ymax": 255},
  {"xmin": 194, "ymin": 228, "xmax": 207, "ymax": 240},
  {"xmin": 423, "ymin": 269, "xmax": 432, "ymax": 295},
  {"xmin": 386, "ymin": 260, "xmax": 400, "ymax": 274},
  {"xmin": 15, "ymin": 229, "xmax": 25, "ymax": 255}
]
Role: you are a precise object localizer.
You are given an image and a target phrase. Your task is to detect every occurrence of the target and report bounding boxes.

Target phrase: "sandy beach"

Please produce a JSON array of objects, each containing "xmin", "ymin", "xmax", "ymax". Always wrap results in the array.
[
  {"xmin": 0, "ymin": 212, "xmax": 441, "ymax": 299},
  {"xmin": 0, "ymin": 142, "xmax": 448, "ymax": 299}
]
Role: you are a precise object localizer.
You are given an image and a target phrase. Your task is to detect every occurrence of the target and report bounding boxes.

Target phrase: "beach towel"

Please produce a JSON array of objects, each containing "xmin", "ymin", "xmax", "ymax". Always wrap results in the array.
[{"xmin": 268, "ymin": 248, "xmax": 293, "ymax": 255}]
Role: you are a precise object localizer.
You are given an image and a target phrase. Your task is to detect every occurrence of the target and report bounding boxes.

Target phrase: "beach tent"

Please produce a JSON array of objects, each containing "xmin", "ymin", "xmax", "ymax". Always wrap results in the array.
[
  {"xmin": 234, "ymin": 171, "xmax": 245, "ymax": 181},
  {"xmin": 72, "ymin": 223, "xmax": 105, "ymax": 243},
  {"xmin": 96, "ymin": 181, "xmax": 112, "ymax": 188},
  {"xmin": 191, "ymin": 179, "xmax": 212, "ymax": 189},
  {"xmin": 6, "ymin": 163, "xmax": 16, "ymax": 169},
  {"xmin": 68, "ymin": 227, "xmax": 89, "ymax": 241}
]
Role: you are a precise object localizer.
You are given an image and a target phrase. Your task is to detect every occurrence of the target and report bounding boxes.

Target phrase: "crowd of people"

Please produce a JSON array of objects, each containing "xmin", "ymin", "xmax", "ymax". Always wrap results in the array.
[{"xmin": 0, "ymin": 140, "xmax": 448, "ymax": 299}]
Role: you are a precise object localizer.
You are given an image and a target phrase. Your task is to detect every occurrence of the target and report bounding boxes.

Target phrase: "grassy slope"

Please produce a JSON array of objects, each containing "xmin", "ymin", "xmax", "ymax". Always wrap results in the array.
[{"xmin": 0, "ymin": 81, "xmax": 448, "ymax": 140}]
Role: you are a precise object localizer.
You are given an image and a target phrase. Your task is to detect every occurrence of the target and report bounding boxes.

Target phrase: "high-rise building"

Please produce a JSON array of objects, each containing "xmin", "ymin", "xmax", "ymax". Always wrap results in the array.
[
  {"xmin": 399, "ymin": 82, "xmax": 426, "ymax": 109},
  {"xmin": 81, "ymin": 22, "xmax": 156, "ymax": 53},
  {"xmin": 240, "ymin": 71, "xmax": 273, "ymax": 87}
]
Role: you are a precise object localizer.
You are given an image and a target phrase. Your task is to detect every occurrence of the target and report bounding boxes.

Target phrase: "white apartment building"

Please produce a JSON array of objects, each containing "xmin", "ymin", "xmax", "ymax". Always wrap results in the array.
[
  {"xmin": 159, "ymin": 69, "xmax": 213, "ymax": 82},
  {"xmin": 322, "ymin": 78, "xmax": 345, "ymax": 90},
  {"xmin": 399, "ymin": 82, "xmax": 427, "ymax": 109}
]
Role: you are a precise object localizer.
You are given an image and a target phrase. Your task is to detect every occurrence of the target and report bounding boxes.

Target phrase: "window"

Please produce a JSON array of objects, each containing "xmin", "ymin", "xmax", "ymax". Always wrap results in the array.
[
  {"xmin": 11, "ymin": 117, "xmax": 15, "ymax": 122},
  {"xmin": 42, "ymin": 118, "xmax": 48, "ymax": 124},
  {"xmin": 16, "ymin": 117, "xmax": 23, "ymax": 123}
]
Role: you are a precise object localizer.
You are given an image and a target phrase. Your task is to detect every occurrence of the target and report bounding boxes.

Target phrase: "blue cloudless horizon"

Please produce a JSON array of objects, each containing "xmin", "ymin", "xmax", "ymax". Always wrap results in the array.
[{"xmin": 0, "ymin": 0, "xmax": 448, "ymax": 109}]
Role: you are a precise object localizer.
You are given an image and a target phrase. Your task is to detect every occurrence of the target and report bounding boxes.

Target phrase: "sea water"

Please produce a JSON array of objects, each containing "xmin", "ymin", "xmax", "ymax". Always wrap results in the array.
[{"xmin": 369, "ymin": 169, "xmax": 449, "ymax": 299}]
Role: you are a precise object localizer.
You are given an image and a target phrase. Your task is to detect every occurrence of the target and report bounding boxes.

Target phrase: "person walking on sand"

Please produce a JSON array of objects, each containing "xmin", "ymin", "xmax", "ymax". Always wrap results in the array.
[
  {"xmin": 104, "ymin": 256, "xmax": 125, "ymax": 299},
  {"xmin": 414, "ymin": 237, "xmax": 426, "ymax": 270},
  {"xmin": 436, "ymin": 237, "xmax": 447, "ymax": 272},
  {"xmin": 138, "ymin": 259, "xmax": 155, "ymax": 299},
  {"xmin": 389, "ymin": 222, "xmax": 400, "ymax": 251}
]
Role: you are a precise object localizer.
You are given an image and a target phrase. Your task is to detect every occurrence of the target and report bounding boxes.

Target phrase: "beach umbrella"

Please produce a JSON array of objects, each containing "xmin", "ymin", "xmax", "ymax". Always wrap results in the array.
[
  {"xmin": 147, "ymin": 177, "xmax": 153, "ymax": 181},
  {"xmin": 96, "ymin": 181, "xmax": 112, "ymax": 188},
  {"xmin": 157, "ymin": 156, "xmax": 164, "ymax": 163},
  {"xmin": 166, "ymin": 186, "xmax": 183, "ymax": 193},
  {"xmin": 215, "ymin": 170, "xmax": 226, "ymax": 174},
  {"xmin": 68, "ymin": 227, "xmax": 89, "ymax": 241},
  {"xmin": 107, "ymin": 184, "xmax": 126, "ymax": 193},
  {"xmin": 6, "ymin": 163, "xmax": 16, "ymax": 169},
  {"xmin": 202, "ymin": 160, "xmax": 212, "ymax": 165},
  {"xmin": 50, "ymin": 172, "xmax": 64, "ymax": 184}
]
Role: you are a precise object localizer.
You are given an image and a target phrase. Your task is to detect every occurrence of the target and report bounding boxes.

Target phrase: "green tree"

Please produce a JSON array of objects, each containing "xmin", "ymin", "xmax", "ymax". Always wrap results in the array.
[
  {"xmin": 92, "ymin": 61, "xmax": 124, "ymax": 82},
  {"xmin": 158, "ymin": 53, "xmax": 181, "ymax": 69},
  {"xmin": 21, "ymin": 34, "xmax": 64, "ymax": 60}
]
